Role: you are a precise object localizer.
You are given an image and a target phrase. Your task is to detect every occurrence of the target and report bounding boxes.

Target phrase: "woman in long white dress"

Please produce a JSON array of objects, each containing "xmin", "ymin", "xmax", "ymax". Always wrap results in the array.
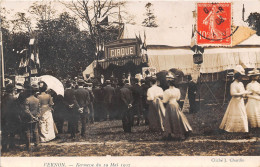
[
  {"xmin": 162, "ymin": 76, "xmax": 192, "ymax": 140},
  {"xmin": 38, "ymin": 81, "xmax": 56, "ymax": 142},
  {"xmin": 246, "ymin": 69, "xmax": 260, "ymax": 128},
  {"xmin": 219, "ymin": 72, "xmax": 249, "ymax": 132},
  {"xmin": 147, "ymin": 77, "xmax": 165, "ymax": 132}
]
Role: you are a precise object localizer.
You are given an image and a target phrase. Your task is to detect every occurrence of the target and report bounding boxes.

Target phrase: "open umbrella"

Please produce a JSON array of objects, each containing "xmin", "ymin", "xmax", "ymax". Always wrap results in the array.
[{"xmin": 40, "ymin": 75, "xmax": 64, "ymax": 96}]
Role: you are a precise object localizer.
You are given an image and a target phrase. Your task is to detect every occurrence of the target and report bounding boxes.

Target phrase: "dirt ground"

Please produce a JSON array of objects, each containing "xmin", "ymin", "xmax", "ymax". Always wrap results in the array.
[{"xmin": 1, "ymin": 103, "xmax": 260, "ymax": 156}]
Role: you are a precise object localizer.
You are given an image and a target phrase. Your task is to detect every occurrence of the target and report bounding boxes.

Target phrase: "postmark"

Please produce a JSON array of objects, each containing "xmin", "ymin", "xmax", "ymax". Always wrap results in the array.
[{"xmin": 196, "ymin": 2, "xmax": 232, "ymax": 46}]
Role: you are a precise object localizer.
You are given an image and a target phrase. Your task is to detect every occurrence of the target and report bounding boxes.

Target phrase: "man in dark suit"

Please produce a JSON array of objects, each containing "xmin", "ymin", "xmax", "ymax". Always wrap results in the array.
[
  {"xmin": 188, "ymin": 76, "xmax": 198, "ymax": 113},
  {"xmin": 63, "ymin": 80, "xmax": 80, "ymax": 139},
  {"xmin": 21, "ymin": 84, "xmax": 40, "ymax": 151},
  {"xmin": 92, "ymin": 83, "xmax": 105, "ymax": 121},
  {"xmin": 141, "ymin": 79, "xmax": 150, "ymax": 125},
  {"xmin": 75, "ymin": 79, "xmax": 91, "ymax": 137},
  {"xmin": 1, "ymin": 84, "xmax": 21, "ymax": 152},
  {"xmin": 131, "ymin": 78, "xmax": 143, "ymax": 125},
  {"xmin": 120, "ymin": 81, "xmax": 134, "ymax": 132},
  {"xmin": 103, "ymin": 80, "xmax": 115, "ymax": 120},
  {"xmin": 84, "ymin": 82, "xmax": 95, "ymax": 123}
]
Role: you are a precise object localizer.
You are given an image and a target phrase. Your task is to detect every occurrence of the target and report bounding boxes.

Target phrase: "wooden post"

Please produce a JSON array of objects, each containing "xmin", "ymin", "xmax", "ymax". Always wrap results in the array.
[{"xmin": 0, "ymin": 30, "xmax": 5, "ymax": 87}]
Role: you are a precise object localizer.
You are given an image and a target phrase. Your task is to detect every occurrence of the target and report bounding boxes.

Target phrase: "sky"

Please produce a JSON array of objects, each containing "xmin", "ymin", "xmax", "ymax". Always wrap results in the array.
[{"xmin": 1, "ymin": 0, "xmax": 260, "ymax": 30}]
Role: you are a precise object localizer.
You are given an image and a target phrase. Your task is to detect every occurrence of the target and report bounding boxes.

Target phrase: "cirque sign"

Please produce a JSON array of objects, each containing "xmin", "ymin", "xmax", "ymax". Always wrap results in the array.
[
  {"xmin": 105, "ymin": 39, "xmax": 140, "ymax": 59},
  {"xmin": 196, "ymin": 3, "xmax": 232, "ymax": 46},
  {"xmin": 108, "ymin": 45, "xmax": 136, "ymax": 58}
]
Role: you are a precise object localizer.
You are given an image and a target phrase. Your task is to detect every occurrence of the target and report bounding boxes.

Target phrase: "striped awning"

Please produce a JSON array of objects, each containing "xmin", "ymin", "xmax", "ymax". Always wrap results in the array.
[{"xmin": 95, "ymin": 55, "xmax": 148, "ymax": 69}]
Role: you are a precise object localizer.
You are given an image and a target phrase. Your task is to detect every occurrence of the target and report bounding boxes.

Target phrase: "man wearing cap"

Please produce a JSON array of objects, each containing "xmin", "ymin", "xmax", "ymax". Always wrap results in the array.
[
  {"xmin": 1, "ymin": 84, "xmax": 21, "ymax": 151},
  {"xmin": 74, "ymin": 79, "xmax": 91, "ymax": 137},
  {"xmin": 64, "ymin": 80, "xmax": 80, "ymax": 139},
  {"xmin": 20, "ymin": 84, "xmax": 40, "ymax": 151},
  {"xmin": 103, "ymin": 80, "xmax": 115, "ymax": 120}
]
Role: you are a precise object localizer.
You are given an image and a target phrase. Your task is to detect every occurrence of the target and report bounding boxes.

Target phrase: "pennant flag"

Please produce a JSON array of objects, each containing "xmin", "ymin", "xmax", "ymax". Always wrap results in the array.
[
  {"xmin": 30, "ymin": 53, "xmax": 34, "ymax": 61},
  {"xmin": 24, "ymin": 58, "xmax": 29, "ymax": 67},
  {"xmin": 231, "ymin": 26, "xmax": 256, "ymax": 46},
  {"xmin": 190, "ymin": 24, "xmax": 196, "ymax": 47},
  {"xmin": 97, "ymin": 16, "xmax": 108, "ymax": 25},
  {"xmin": 135, "ymin": 34, "xmax": 142, "ymax": 45},
  {"xmin": 19, "ymin": 57, "xmax": 24, "ymax": 68},
  {"xmin": 139, "ymin": 33, "xmax": 142, "ymax": 44},
  {"xmin": 142, "ymin": 31, "xmax": 147, "ymax": 51},
  {"xmin": 36, "ymin": 52, "xmax": 40, "ymax": 66}
]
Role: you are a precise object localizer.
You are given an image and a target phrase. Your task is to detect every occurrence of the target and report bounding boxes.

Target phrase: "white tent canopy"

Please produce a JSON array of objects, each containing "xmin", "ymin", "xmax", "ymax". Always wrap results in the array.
[
  {"xmin": 122, "ymin": 24, "xmax": 260, "ymax": 74},
  {"xmin": 82, "ymin": 61, "xmax": 95, "ymax": 80}
]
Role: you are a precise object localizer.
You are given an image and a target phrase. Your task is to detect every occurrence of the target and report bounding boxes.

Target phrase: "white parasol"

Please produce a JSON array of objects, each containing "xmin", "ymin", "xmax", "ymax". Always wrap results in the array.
[{"xmin": 40, "ymin": 75, "xmax": 64, "ymax": 96}]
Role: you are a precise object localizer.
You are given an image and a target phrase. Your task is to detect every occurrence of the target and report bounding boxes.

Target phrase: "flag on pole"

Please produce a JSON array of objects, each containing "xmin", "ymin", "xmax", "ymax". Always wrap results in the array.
[
  {"xmin": 30, "ymin": 53, "xmax": 34, "ymax": 61},
  {"xmin": 36, "ymin": 50, "xmax": 40, "ymax": 67},
  {"xmin": 135, "ymin": 34, "xmax": 142, "ymax": 45},
  {"xmin": 142, "ymin": 31, "xmax": 147, "ymax": 51},
  {"xmin": 24, "ymin": 58, "xmax": 29, "ymax": 67},
  {"xmin": 19, "ymin": 58, "xmax": 24, "ymax": 67}
]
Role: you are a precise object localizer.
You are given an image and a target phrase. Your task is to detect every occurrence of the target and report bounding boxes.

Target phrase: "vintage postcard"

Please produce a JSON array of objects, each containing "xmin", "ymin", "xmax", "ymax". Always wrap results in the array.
[{"xmin": 0, "ymin": 0, "xmax": 260, "ymax": 166}]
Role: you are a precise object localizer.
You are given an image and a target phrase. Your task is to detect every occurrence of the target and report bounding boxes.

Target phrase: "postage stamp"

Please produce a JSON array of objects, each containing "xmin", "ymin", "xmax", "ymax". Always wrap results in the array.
[{"xmin": 196, "ymin": 2, "xmax": 232, "ymax": 46}]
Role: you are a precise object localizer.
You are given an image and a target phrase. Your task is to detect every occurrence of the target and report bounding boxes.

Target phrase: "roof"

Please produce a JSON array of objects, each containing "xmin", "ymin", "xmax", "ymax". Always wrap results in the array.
[{"xmin": 122, "ymin": 24, "xmax": 260, "ymax": 47}]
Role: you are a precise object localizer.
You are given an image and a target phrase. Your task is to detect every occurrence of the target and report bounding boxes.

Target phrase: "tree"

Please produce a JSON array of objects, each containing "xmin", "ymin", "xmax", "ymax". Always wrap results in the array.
[
  {"xmin": 142, "ymin": 2, "xmax": 158, "ymax": 28},
  {"xmin": 246, "ymin": 12, "xmax": 260, "ymax": 36},
  {"xmin": 37, "ymin": 12, "xmax": 93, "ymax": 78},
  {"xmin": 62, "ymin": 0, "xmax": 126, "ymax": 62},
  {"xmin": 11, "ymin": 12, "xmax": 32, "ymax": 33},
  {"xmin": 28, "ymin": 1, "xmax": 56, "ymax": 21}
]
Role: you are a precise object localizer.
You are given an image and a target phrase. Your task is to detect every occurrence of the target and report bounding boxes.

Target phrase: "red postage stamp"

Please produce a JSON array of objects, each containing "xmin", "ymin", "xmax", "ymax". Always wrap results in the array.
[{"xmin": 196, "ymin": 3, "xmax": 232, "ymax": 46}]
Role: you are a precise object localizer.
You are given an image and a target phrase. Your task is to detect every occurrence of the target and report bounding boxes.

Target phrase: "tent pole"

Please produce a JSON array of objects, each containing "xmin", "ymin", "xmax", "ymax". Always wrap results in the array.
[
  {"xmin": 0, "ymin": 30, "xmax": 5, "ymax": 88},
  {"xmin": 199, "ymin": 73, "xmax": 201, "ymax": 112}
]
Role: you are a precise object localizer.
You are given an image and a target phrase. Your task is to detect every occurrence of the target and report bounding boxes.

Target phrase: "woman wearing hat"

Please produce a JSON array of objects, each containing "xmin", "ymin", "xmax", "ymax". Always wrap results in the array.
[
  {"xmin": 246, "ymin": 69, "xmax": 260, "ymax": 128},
  {"xmin": 219, "ymin": 65, "xmax": 250, "ymax": 132},
  {"xmin": 37, "ymin": 81, "xmax": 56, "ymax": 142},
  {"xmin": 162, "ymin": 73, "xmax": 192, "ymax": 140}
]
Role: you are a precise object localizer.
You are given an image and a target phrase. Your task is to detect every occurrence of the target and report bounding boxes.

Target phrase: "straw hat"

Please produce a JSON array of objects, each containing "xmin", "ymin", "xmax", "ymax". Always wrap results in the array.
[
  {"xmin": 15, "ymin": 83, "xmax": 24, "ymax": 90},
  {"xmin": 234, "ymin": 65, "xmax": 245, "ymax": 75},
  {"xmin": 166, "ymin": 73, "xmax": 175, "ymax": 79},
  {"xmin": 248, "ymin": 68, "xmax": 260, "ymax": 76}
]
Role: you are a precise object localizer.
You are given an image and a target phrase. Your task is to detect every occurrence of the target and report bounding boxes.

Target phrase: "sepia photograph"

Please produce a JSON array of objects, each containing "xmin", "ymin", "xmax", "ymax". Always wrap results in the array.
[{"xmin": 0, "ymin": 0, "xmax": 260, "ymax": 166}]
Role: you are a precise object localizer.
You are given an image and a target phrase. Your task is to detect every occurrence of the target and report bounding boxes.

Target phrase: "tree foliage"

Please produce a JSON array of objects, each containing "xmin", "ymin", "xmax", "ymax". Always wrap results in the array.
[
  {"xmin": 246, "ymin": 12, "xmax": 260, "ymax": 36},
  {"xmin": 142, "ymin": 2, "xmax": 158, "ymax": 28}
]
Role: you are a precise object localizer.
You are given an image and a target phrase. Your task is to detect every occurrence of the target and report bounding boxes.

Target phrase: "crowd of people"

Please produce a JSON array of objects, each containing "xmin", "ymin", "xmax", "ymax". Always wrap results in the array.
[{"xmin": 1, "ymin": 67, "xmax": 260, "ymax": 153}]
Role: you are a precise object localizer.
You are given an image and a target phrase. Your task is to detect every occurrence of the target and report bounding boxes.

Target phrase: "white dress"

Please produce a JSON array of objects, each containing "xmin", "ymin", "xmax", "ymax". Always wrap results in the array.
[
  {"xmin": 38, "ymin": 93, "xmax": 56, "ymax": 142},
  {"xmin": 219, "ymin": 80, "xmax": 248, "ymax": 132},
  {"xmin": 246, "ymin": 81, "xmax": 260, "ymax": 128},
  {"xmin": 162, "ymin": 88, "xmax": 192, "ymax": 138},
  {"xmin": 147, "ymin": 85, "xmax": 164, "ymax": 131}
]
